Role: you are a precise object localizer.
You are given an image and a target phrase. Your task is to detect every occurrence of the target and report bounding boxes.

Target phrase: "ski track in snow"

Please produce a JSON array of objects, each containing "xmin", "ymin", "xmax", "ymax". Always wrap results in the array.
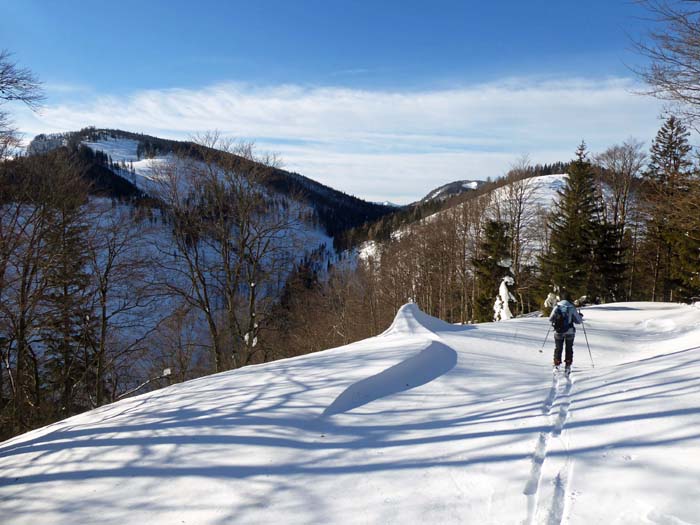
[{"xmin": 524, "ymin": 372, "xmax": 575, "ymax": 525}]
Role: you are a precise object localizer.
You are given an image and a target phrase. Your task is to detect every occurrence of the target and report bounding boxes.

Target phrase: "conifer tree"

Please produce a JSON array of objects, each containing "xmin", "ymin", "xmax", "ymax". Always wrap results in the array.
[
  {"xmin": 642, "ymin": 116, "xmax": 694, "ymax": 301},
  {"xmin": 593, "ymin": 220, "xmax": 627, "ymax": 302},
  {"xmin": 472, "ymin": 220, "xmax": 512, "ymax": 322},
  {"xmin": 673, "ymin": 229, "xmax": 700, "ymax": 300},
  {"xmin": 41, "ymin": 159, "xmax": 94, "ymax": 416},
  {"xmin": 540, "ymin": 143, "xmax": 604, "ymax": 301}
]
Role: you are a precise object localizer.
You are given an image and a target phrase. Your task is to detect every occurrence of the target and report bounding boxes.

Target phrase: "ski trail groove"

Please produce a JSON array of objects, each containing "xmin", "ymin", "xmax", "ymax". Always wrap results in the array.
[
  {"xmin": 523, "ymin": 374, "xmax": 559, "ymax": 525},
  {"xmin": 545, "ymin": 462, "xmax": 573, "ymax": 525},
  {"xmin": 524, "ymin": 433, "xmax": 549, "ymax": 496},
  {"xmin": 542, "ymin": 374, "xmax": 558, "ymax": 415},
  {"xmin": 524, "ymin": 373, "xmax": 576, "ymax": 525},
  {"xmin": 552, "ymin": 380, "xmax": 572, "ymax": 437},
  {"xmin": 543, "ymin": 376, "xmax": 575, "ymax": 525}
]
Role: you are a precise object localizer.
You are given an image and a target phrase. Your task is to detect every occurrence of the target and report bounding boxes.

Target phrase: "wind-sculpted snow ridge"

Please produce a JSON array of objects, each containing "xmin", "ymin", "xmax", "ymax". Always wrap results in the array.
[
  {"xmin": 1, "ymin": 302, "xmax": 700, "ymax": 524},
  {"xmin": 380, "ymin": 302, "xmax": 468, "ymax": 338}
]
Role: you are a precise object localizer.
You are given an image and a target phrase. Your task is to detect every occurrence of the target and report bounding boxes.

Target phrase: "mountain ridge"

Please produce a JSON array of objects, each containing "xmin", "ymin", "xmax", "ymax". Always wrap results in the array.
[{"xmin": 28, "ymin": 128, "xmax": 397, "ymax": 242}]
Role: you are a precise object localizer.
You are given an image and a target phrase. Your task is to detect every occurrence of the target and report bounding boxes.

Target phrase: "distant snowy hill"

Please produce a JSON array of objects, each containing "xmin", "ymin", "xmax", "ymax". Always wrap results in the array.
[
  {"xmin": 28, "ymin": 129, "xmax": 396, "ymax": 240},
  {"xmin": 359, "ymin": 173, "xmax": 567, "ymax": 261},
  {"xmin": 374, "ymin": 200, "xmax": 403, "ymax": 208},
  {"xmin": 1, "ymin": 301, "xmax": 698, "ymax": 524},
  {"xmin": 419, "ymin": 179, "xmax": 484, "ymax": 203}
]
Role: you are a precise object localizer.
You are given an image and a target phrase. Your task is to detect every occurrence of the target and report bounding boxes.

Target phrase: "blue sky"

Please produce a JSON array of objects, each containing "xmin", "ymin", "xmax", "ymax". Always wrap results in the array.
[{"xmin": 3, "ymin": 0, "xmax": 665, "ymax": 203}]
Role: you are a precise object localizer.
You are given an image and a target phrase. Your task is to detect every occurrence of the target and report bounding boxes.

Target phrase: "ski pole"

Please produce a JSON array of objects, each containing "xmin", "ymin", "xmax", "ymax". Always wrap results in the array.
[
  {"xmin": 580, "ymin": 316, "xmax": 594, "ymax": 368},
  {"xmin": 539, "ymin": 325, "xmax": 551, "ymax": 353}
]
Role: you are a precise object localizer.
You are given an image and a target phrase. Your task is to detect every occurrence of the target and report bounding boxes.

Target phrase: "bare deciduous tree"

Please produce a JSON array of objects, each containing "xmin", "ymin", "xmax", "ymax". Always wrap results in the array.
[
  {"xmin": 634, "ymin": 1, "xmax": 700, "ymax": 125},
  {"xmin": 154, "ymin": 132, "xmax": 300, "ymax": 372},
  {"xmin": 0, "ymin": 152, "xmax": 89, "ymax": 434},
  {"xmin": 84, "ymin": 202, "xmax": 161, "ymax": 405},
  {"xmin": 0, "ymin": 112, "xmax": 20, "ymax": 160},
  {"xmin": 0, "ymin": 50, "xmax": 43, "ymax": 161},
  {"xmin": 493, "ymin": 156, "xmax": 540, "ymax": 313},
  {"xmin": 595, "ymin": 139, "xmax": 646, "ymax": 229},
  {"xmin": 594, "ymin": 139, "xmax": 647, "ymax": 300},
  {"xmin": 147, "ymin": 303, "xmax": 210, "ymax": 384}
]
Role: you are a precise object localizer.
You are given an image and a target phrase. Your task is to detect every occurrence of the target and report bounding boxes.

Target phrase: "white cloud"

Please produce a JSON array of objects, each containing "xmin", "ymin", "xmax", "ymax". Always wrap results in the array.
[{"xmin": 14, "ymin": 77, "xmax": 664, "ymax": 203}]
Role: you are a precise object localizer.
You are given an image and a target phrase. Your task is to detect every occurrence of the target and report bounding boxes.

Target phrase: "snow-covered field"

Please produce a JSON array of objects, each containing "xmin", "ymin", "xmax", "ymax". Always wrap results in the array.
[{"xmin": 1, "ymin": 302, "xmax": 699, "ymax": 524}]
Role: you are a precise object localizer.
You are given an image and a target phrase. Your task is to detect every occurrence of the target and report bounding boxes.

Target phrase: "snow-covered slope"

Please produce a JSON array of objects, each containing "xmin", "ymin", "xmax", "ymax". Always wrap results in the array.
[
  {"xmin": 420, "ymin": 179, "xmax": 484, "ymax": 203},
  {"xmin": 359, "ymin": 173, "xmax": 567, "ymax": 261},
  {"xmin": 1, "ymin": 302, "xmax": 699, "ymax": 524},
  {"xmin": 83, "ymin": 136, "xmax": 174, "ymax": 194},
  {"xmin": 81, "ymin": 135, "xmax": 335, "ymax": 253}
]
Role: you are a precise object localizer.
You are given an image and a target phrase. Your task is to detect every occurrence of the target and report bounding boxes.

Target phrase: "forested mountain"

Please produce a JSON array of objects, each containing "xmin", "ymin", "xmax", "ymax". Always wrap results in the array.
[
  {"xmin": 418, "ymin": 179, "xmax": 484, "ymax": 203},
  {"xmin": 29, "ymin": 128, "xmax": 396, "ymax": 241}
]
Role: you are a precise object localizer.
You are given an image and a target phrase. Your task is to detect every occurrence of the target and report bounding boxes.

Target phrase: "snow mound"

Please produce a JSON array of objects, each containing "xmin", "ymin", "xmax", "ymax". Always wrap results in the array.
[
  {"xmin": 639, "ymin": 318, "xmax": 677, "ymax": 333},
  {"xmin": 382, "ymin": 302, "xmax": 467, "ymax": 337}
]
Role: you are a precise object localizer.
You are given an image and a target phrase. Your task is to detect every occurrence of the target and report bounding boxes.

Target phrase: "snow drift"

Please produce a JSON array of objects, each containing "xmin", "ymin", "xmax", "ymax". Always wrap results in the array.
[{"xmin": 1, "ymin": 302, "xmax": 699, "ymax": 524}]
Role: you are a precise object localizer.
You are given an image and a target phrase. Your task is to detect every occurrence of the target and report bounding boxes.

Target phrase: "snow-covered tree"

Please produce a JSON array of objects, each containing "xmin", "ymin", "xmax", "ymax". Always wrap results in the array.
[
  {"xmin": 473, "ymin": 220, "xmax": 513, "ymax": 322},
  {"xmin": 493, "ymin": 276, "xmax": 516, "ymax": 321}
]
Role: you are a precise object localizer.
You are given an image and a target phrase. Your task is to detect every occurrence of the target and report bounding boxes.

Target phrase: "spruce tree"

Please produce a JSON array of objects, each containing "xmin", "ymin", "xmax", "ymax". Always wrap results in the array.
[
  {"xmin": 673, "ymin": 230, "xmax": 700, "ymax": 300},
  {"xmin": 593, "ymin": 220, "xmax": 627, "ymax": 302},
  {"xmin": 540, "ymin": 143, "xmax": 603, "ymax": 301},
  {"xmin": 472, "ymin": 220, "xmax": 512, "ymax": 322},
  {"xmin": 643, "ymin": 116, "xmax": 695, "ymax": 301},
  {"xmin": 41, "ymin": 162, "xmax": 94, "ymax": 417}
]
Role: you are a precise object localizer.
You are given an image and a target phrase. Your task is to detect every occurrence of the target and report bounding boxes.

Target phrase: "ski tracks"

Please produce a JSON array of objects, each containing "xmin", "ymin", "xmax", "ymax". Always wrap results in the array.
[{"xmin": 523, "ymin": 372, "xmax": 576, "ymax": 525}]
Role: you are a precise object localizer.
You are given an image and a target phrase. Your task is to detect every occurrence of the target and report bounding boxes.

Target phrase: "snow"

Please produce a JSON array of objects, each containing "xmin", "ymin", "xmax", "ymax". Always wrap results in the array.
[
  {"xmin": 83, "ymin": 138, "xmax": 174, "ymax": 194},
  {"xmin": 426, "ymin": 187, "xmax": 447, "ymax": 200},
  {"xmin": 83, "ymin": 138, "xmax": 141, "ymax": 163},
  {"xmin": 1, "ymin": 301, "xmax": 699, "ymax": 524},
  {"xmin": 358, "ymin": 239, "xmax": 379, "ymax": 260},
  {"xmin": 494, "ymin": 276, "xmax": 515, "ymax": 321},
  {"xmin": 523, "ymin": 173, "xmax": 567, "ymax": 208}
]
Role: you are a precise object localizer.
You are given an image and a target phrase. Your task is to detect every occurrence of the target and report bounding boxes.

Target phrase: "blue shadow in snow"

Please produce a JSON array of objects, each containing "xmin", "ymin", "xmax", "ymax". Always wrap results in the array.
[
  {"xmin": 322, "ymin": 341, "xmax": 457, "ymax": 417},
  {"xmin": 587, "ymin": 305, "xmax": 640, "ymax": 311}
]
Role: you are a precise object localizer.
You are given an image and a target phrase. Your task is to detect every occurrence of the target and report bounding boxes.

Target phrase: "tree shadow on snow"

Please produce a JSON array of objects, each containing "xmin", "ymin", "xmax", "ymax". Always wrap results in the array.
[
  {"xmin": 322, "ymin": 341, "xmax": 457, "ymax": 417},
  {"xmin": 2, "ymin": 339, "xmax": 700, "ymax": 524}
]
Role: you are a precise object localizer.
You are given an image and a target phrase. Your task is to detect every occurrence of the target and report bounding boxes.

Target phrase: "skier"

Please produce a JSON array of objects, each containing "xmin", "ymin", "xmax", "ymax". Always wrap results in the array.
[{"xmin": 548, "ymin": 291, "xmax": 583, "ymax": 375}]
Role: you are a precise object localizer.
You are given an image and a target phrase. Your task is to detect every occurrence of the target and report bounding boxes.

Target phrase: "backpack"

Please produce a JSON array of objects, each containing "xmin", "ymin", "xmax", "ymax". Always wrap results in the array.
[{"xmin": 552, "ymin": 305, "xmax": 571, "ymax": 334}]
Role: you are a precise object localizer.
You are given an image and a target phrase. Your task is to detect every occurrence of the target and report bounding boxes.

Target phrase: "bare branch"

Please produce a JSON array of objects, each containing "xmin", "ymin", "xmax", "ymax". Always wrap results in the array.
[
  {"xmin": 632, "ymin": 1, "xmax": 700, "ymax": 125},
  {"xmin": 0, "ymin": 50, "xmax": 44, "ymax": 110}
]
